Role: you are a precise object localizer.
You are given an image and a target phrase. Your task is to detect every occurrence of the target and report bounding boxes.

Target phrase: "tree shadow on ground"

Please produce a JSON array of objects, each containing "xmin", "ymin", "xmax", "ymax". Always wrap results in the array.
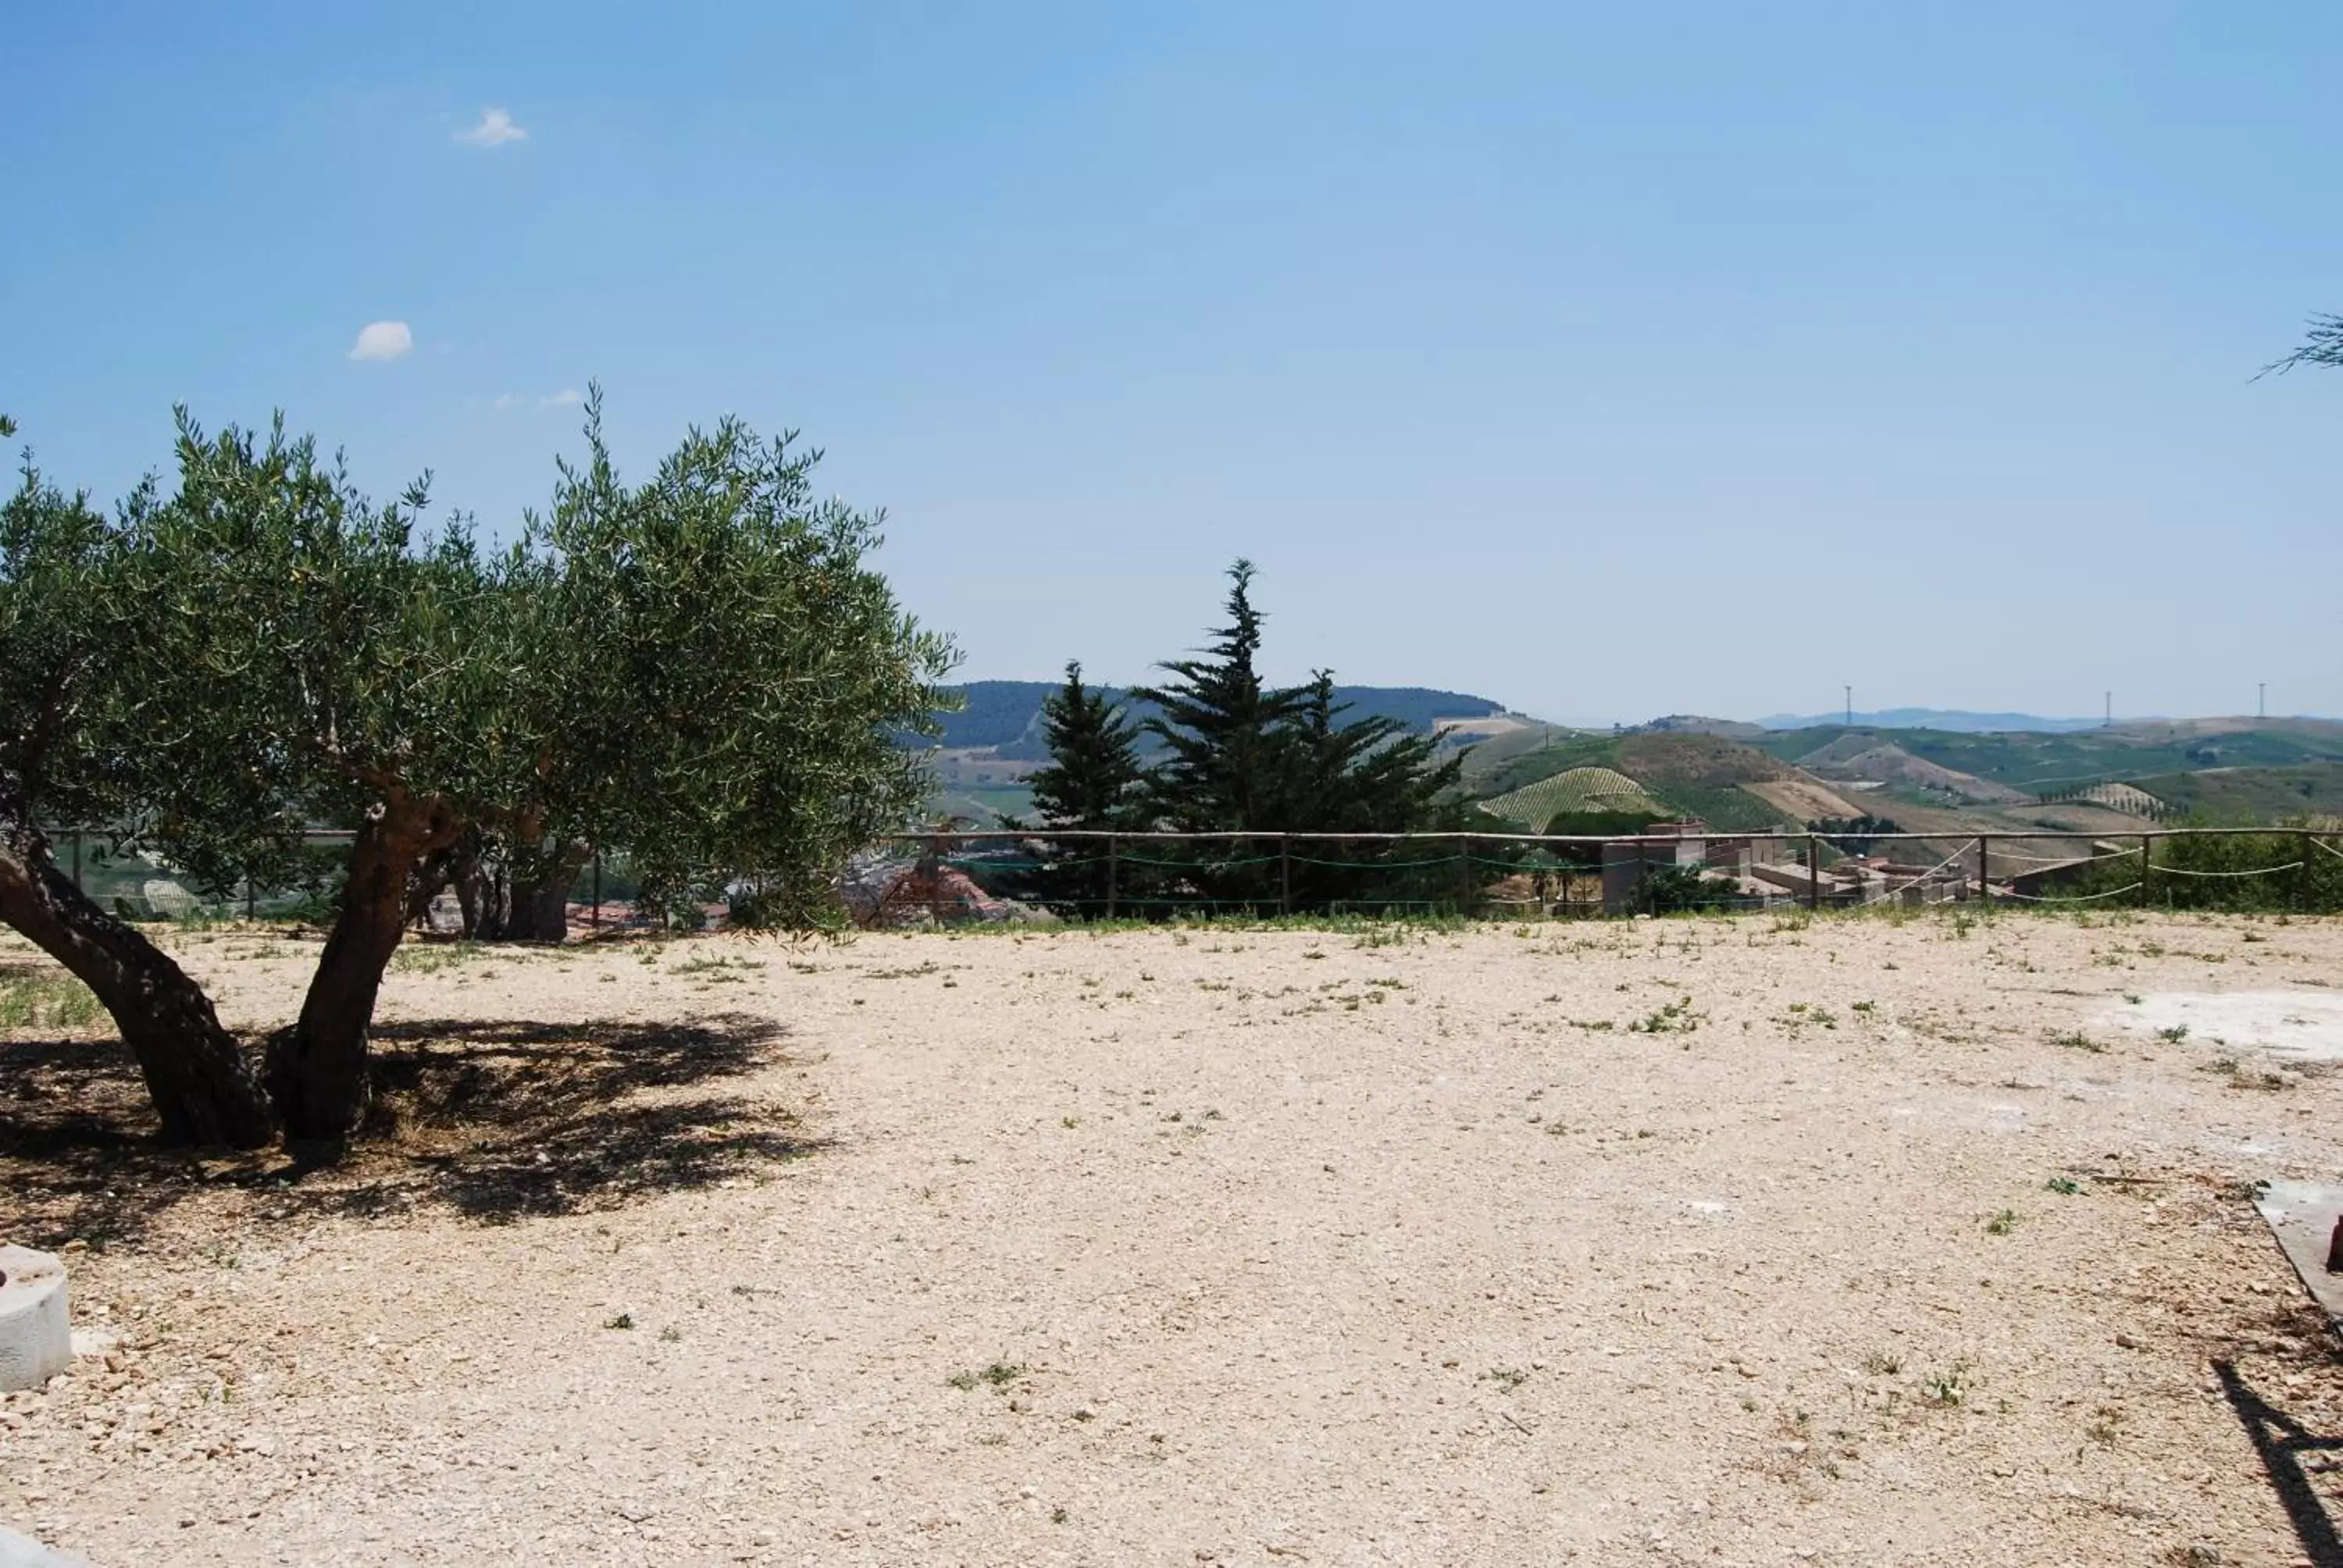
[
  {"xmin": 0, "ymin": 1011, "xmax": 825, "ymax": 1247},
  {"xmin": 2217, "ymin": 1357, "xmax": 2343, "ymax": 1567}
]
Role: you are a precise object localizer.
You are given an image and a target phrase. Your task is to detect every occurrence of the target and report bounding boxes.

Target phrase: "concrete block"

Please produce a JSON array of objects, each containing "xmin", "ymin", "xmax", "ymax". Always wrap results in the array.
[{"xmin": 0, "ymin": 1246, "xmax": 71, "ymax": 1392}]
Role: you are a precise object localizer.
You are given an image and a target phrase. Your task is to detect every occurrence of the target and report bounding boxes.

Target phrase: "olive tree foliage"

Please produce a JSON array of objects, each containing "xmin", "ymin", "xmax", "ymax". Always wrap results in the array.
[
  {"xmin": 103, "ymin": 400, "xmax": 950, "ymax": 1146},
  {"xmin": 0, "ymin": 448, "xmax": 273, "ymax": 1145},
  {"xmin": 115, "ymin": 412, "xmax": 529, "ymax": 1142},
  {"xmin": 2260, "ymin": 313, "xmax": 2343, "ymax": 377},
  {"xmin": 507, "ymin": 390, "xmax": 957, "ymax": 929}
]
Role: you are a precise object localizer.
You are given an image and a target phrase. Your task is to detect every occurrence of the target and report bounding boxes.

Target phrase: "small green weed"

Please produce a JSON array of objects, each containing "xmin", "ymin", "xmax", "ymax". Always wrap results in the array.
[
  {"xmin": 1921, "ymin": 1363, "xmax": 1970, "ymax": 1406},
  {"xmin": 946, "ymin": 1360, "xmax": 1027, "ymax": 1392}
]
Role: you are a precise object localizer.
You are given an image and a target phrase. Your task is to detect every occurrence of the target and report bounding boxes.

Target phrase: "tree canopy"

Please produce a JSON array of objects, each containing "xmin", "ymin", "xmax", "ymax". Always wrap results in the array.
[
  {"xmin": 1016, "ymin": 561, "xmax": 1469, "ymax": 916},
  {"xmin": 0, "ymin": 398, "xmax": 953, "ymax": 1148}
]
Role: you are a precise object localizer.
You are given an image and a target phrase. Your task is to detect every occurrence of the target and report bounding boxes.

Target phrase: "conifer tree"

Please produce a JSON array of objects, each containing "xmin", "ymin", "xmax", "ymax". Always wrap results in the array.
[
  {"xmin": 1027, "ymin": 662, "xmax": 1143, "ymax": 831},
  {"xmin": 1132, "ymin": 560, "xmax": 1305, "ymax": 835},
  {"xmin": 1011, "ymin": 661, "xmax": 1144, "ymax": 914}
]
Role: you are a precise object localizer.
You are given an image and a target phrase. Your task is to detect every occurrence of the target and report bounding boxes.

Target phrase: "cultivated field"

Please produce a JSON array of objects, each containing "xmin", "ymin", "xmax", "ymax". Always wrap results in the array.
[{"xmin": 6, "ymin": 912, "xmax": 2343, "ymax": 1566}]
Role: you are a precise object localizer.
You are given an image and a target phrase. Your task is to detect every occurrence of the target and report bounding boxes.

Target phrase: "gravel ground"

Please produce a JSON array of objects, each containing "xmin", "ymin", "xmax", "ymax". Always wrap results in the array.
[{"xmin": 5, "ymin": 910, "xmax": 2343, "ymax": 1566}]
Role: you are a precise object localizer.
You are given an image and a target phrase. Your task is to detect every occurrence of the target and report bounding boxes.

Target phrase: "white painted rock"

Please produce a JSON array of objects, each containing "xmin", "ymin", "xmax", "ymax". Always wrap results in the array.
[
  {"xmin": 0, "ymin": 1245, "xmax": 72, "ymax": 1392},
  {"xmin": 0, "ymin": 1525, "xmax": 90, "ymax": 1566}
]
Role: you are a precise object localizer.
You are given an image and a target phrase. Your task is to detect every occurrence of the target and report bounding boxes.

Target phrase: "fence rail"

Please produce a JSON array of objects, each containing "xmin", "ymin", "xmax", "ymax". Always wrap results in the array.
[
  {"xmin": 34, "ymin": 824, "xmax": 2343, "ymax": 927},
  {"xmin": 871, "ymin": 826, "xmax": 2343, "ymax": 921}
]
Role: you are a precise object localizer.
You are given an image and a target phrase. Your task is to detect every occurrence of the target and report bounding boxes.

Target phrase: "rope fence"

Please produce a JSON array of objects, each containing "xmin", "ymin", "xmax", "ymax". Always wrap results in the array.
[
  {"xmin": 30, "ymin": 822, "xmax": 2343, "ymax": 928},
  {"xmin": 872, "ymin": 825, "xmax": 2343, "ymax": 924}
]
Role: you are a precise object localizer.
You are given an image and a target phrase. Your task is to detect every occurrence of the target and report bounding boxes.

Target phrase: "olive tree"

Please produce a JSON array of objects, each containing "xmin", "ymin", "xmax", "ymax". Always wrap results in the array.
[
  {"xmin": 116, "ymin": 413, "xmax": 528, "ymax": 1142},
  {"xmin": 512, "ymin": 393, "xmax": 954, "ymax": 930},
  {"xmin": 116, "ymin": 401, "xmax": 950, "ymax": 1146},
  {"xmin": 0, "ymin": 453, "xmax": 274, "ymax": 1146}
]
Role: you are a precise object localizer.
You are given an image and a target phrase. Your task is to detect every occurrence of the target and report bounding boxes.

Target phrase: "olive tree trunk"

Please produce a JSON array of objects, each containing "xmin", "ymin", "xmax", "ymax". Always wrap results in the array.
[
  {"xmin": 0, "ymin": 788, "xmax": 274, "ymax": 1148},
  {"xmin": 266, "ymin": 794, "xmax": 461, "ymax": 1143},
  {"xmin": 466, "ymin": 832, "xmax": 587, "ymax": 943},
  {"xmin": 502, "ymin": 840, "xmax": 588, "ymax": 943}
]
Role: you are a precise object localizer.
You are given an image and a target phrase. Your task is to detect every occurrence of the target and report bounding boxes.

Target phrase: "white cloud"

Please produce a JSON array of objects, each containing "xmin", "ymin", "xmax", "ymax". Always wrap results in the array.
[
  {"xmin": 348, "ymin": 321, "xmax": 414, "ymax": 362},
  {"xmin": 488, "ymin": 388, "xmax": 580, "ymax": 412},
  {"xmin": 455, "ymin": 108, "xmax": 527, "ymax": 148}
]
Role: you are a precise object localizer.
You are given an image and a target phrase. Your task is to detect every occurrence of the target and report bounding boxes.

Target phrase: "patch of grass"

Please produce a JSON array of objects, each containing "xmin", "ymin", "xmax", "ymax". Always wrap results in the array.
[
  {"xmin": 2156, "ymin": 1024, "xmax": 2191, "ymax": 1043},
  {"xmin": 946, "ymin": 1360, "xmax": 1027, "ymax": 1392},
  {"xmin": 1862, "ymin": 1351, "xmax": 1902, "ymax": 1376},
  {"xmin": 1985, "ymin": 1209, "xmax": 2020, "ymax": 1236},
  {"xmin": 1479, "ymin": 1367, "xmax": 1530, "ymax": 1392},
  {"xmin": 2047, "ymin": 1030, "xmax": 2105, "ymax": 1054},
  {"xmin": 1628, "ymin": 996, "xmax": 1701, "ymax": 1035},
  {"xmin": 674, "ymin": 953, "xmax": 761, "ymax": 975},
  {"xmin": 1921, "ymin": 1363, "xmax": 1970, "ymax": 1406},
  {"xmin": 0, "ymin": 970, "xmax": 104, "ymax": 1031},
  {"xmin": 604, "ymin": 1312, "xmax": 634, "ymax": 1331},
  {"xmin": 2045, "ymin": 1176, "xmax": 2081, "ymax": 1196},
  {"xmin": 391, "ymin": 939, "xmax": 487, "ymax": 975}
]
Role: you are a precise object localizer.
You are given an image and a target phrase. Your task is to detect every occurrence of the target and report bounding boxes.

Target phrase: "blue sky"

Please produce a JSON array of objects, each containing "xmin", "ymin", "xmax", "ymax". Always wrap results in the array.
[{"xmin": 6, "ymin": 2, "xmax": 2339, "ymax": 723}]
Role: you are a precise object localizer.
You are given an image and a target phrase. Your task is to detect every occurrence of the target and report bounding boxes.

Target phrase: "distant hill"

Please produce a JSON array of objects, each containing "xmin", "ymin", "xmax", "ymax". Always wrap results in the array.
[
  {"xmin": 1759, "ymin": 708, "xmax": 2114, "ymax": 733},
  {"xmin": 1635, "ymin": 715, "xmax": 1770, "ymax": 739},
  {"xmin": 1756, "ymin": 721, "xmax": 2343, "ymax": 794},
  {"xmin": 2127, "ymin": 764, "xmax": 2343, "ymax": 826},
  {"xmin": 925, "ymin": 681, "xmax": 1509, "ymax": 758}
]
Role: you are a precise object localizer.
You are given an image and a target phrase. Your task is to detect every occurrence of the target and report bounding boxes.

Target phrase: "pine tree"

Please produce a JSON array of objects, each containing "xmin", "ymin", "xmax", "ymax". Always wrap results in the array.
[
  {"xmin": 1133, "ymin": 560, "xmax": 1306, "ymax": 834},
  {"xmin": 1273, "ymin": 672, "xmax": 1469, "ymax": 911},
  {"xmin": 1027, "ymin": 662, "xmax": 1143, "ymax": 830},
  {"xmin": 1008, "ymin": 662, "xmax": 1144, "ymax": 916},
  {"xmin": 1128, "ymin": 563, "xmax": 1472, "ymax": 916}
]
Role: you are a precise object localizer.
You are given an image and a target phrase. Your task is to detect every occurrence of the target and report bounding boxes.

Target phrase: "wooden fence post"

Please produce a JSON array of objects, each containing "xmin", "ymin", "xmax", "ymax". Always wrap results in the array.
[
  {"xmin": 1806, "ymin": 835, "xmax": 1821, "ymax": 911},
  {"xmin": 592, "ymin": 847, "xmax": 602, "ymax": 932},
  {"xmin": 2300, "ymin": 831, "xmax": 2315, "ymax": 914},
  {"xmin": 1105, "ymin": 835, "xmax": 1119, "ymax": 921},
  {"xmin": 1278, "ymin": 835, "xmax": 1292, "ymax": 918},
  {"xmin": 1458, "ymin": 836, "xmax": 1474, "ymax": 917},
  {"xmin": 2140, "ymin": 834, "xmax": 2152, "ymax": 910},
  {"xmin": 1976, "ymin": 836, "xmax": 1990, "ymax": 904}
]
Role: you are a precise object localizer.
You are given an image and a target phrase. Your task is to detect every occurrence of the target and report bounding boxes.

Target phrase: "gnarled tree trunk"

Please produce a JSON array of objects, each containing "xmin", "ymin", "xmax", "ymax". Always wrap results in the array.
[
  {"xmin": 266, "ymin": 793, "xmax": 462, "ymax": 1144},
  {"xmin": 502, "ymin": 839, "xmax": 588, "ymax": 943},
  {"xmin": 0, "ymin": 786, "xmax": 274, "ymax": 1148}
]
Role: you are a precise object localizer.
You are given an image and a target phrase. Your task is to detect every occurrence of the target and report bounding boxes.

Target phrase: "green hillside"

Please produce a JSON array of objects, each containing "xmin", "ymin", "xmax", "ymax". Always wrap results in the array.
[
  {"xmin": 1478, "ymin": 767, "xmax": 1663, "ymax": 828},
  {"xmin": 1466, "ymin": 732, "xmax": 1802, "ymax": 833},
  {"xmin": 2129, "ymin": 764, "xmax": 2343, "ymax": 825},
  {"xmin": 1756, "ymin": 722, "xmax": 2343, "ymax": 793},
  {"xmin": 929, "ymin": 681, "xmax": 1508, "ymax": 757}
]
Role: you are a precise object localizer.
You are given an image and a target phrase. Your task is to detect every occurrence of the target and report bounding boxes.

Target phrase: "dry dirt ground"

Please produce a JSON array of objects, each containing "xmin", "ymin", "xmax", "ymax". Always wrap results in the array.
[{"xmin": 6, "ymin": 911, "xmax": 2343, "ymax": 1567}]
